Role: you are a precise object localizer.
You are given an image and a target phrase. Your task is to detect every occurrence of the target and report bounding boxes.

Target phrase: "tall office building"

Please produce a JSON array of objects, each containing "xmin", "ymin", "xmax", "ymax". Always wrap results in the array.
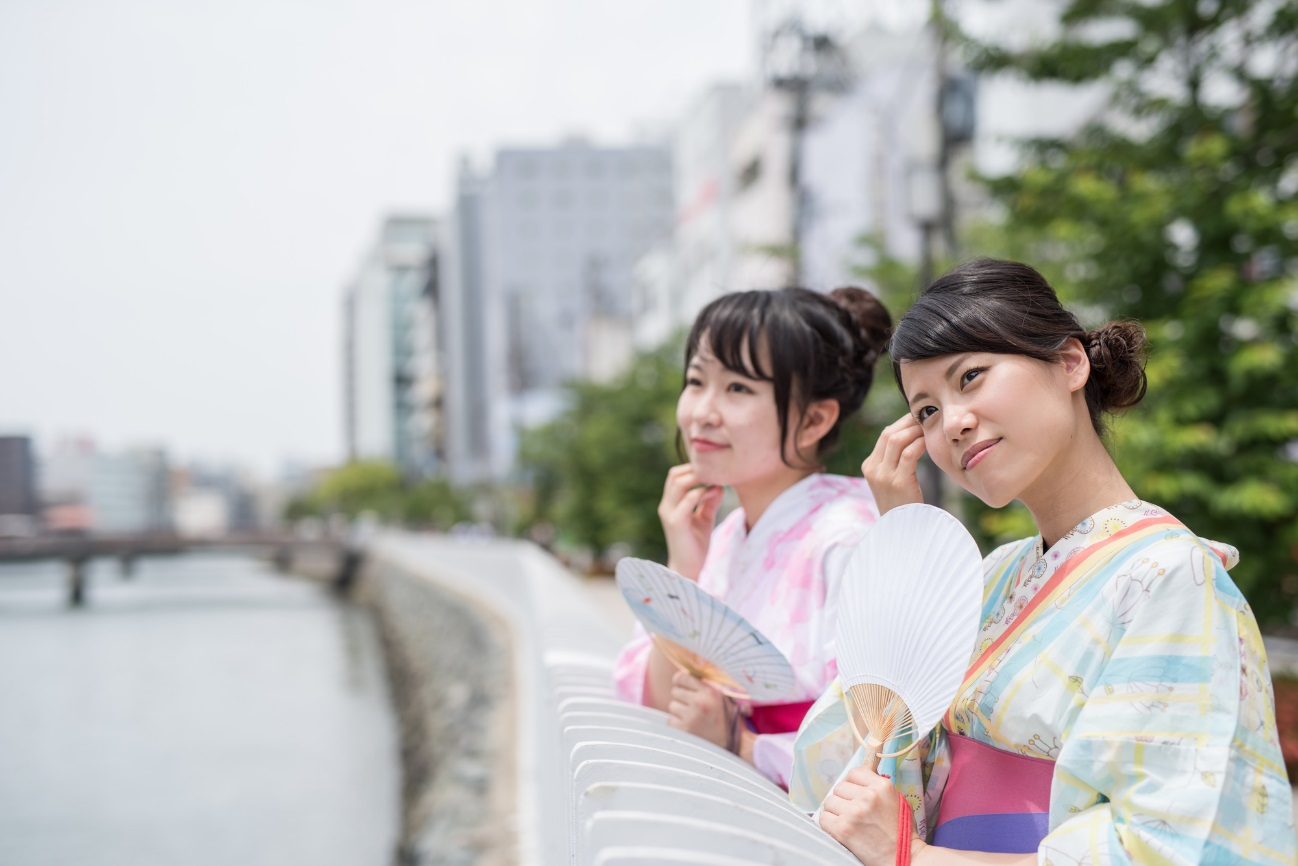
[
  {"xmin": 441, "ymin": 164, "xmax": 499, "ymax": 485},
  {"xmin": 343, "ymin": 215, "xmax": 442, "ymax": 478},
  {"xmin": 443, "ymin": 140, "xmax": 674, "ymax": 482}
]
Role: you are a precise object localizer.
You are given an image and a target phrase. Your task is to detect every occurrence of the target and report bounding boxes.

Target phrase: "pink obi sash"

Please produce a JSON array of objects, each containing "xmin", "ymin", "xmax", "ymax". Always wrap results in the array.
[
  {"xmin": 932, "ymin": 731, "xmax": 1054, "ymax": 854},
  {"xmin": 747, "ymin": 700, "xmax": 816, "ymax": 735}
]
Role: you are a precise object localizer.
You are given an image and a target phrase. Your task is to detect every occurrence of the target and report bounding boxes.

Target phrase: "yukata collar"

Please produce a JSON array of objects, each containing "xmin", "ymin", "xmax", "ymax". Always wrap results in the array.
[
  {"xmin": 736, "ymin": 471, "xmax": 825, "ymax": 543},
  {"xmin": 1027, "ymin": 499, "xmax": 1160, "ymax": 570}
]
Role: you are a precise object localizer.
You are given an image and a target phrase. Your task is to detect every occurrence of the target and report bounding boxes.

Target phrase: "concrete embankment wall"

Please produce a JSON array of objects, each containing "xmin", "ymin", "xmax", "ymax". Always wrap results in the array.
[
  {"xmin": 367, "ymin": 556, "xmax": 516, "ymax": 866},
  {"xmin": 358, "ymin": 533, "xmax": 628, "ymax": 866}
]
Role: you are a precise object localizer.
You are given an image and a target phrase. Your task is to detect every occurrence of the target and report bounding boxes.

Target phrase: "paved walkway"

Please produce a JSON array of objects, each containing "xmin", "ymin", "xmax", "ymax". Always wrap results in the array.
[{"xmin": 577, "ymin": 574, "xmax": 637, "ymax": 644}]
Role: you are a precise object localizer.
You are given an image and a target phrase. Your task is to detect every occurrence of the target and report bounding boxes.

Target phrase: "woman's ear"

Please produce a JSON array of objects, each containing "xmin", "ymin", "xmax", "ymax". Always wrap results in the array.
[
  {"xmin": 1059, "ymin": 337, "xmax": 1090, "ymax": 393},
  {"xmin": 795, "ymin": 399, "xmax": 841, "ymax": 452}
]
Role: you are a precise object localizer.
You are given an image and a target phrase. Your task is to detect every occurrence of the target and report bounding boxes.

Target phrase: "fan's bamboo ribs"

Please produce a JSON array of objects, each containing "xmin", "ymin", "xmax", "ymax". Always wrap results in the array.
[
  {"xmin": 845, "ymin": 683, "xmax": 923, "ymax": 769},
  {"xmin": 651, "ymin": 634, "xmax": 750, "ymax": 699}
]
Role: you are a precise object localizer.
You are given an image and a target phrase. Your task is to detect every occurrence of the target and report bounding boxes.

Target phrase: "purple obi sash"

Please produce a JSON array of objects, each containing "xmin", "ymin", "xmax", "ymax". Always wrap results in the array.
[{"xmin": 932, "ymin": 731, "xmax": 1054, "ymax": 854}]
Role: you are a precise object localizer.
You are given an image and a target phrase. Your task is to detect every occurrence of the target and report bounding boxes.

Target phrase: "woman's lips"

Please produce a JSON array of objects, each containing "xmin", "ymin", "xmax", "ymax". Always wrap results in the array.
[
  {"xmin": 690, "ymin": 438, "xmax": 727, "ymax": 453},
  {"xmin": 962, "ymin": 438, "xmax": 1000, "ymax": 470}
]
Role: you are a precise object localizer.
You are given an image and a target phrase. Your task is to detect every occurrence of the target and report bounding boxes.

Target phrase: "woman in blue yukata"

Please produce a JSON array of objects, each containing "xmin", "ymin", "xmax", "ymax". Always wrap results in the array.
[{"xmin": 791, "ymin": 259, "xmax": 1295, "ymax": 865}]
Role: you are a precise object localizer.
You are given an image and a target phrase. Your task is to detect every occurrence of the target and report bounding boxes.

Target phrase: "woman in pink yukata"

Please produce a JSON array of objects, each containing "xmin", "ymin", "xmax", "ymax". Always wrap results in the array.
[{"xmin": 612, "ymin": 286, "xmax": 892, "ymax": 787}]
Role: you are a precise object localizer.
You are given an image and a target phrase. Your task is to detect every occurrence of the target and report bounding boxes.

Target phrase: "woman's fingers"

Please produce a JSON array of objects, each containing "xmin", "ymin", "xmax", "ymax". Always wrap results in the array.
[
  {"xmin": 665, "ymin": 482, "xmax": 721, "ymax": 529},
  {"xmin": 862, "ymin": 413, "xmax": 927, "ymax": 512},
  {"xmin": 694, "ymin": 484, "xmax": 724, "ymax": 522},
  {"xmin": 898, "ymin": 432, "xmax": 927, "ymax": 468},
  {"xmin": 660, "ymin": 465, "xmax": 718, "ymax": 520},
  {"xmin": 659, "ymin": 465, "xmax": 697, "ymax": 510},
  {"xmin": 671, "ymin": 672, "xmax": 705, "ymax": 696},
  {"xmin": 870, "ymin": 415, "xmax": 924, "ymax": 470},
  {"xmin": 666, "ymin": 700, "xmax": 689, "ymax": 724},
  {"xmin": 841, "ymin": 765, "xmax": 892, "ymax": 790}
]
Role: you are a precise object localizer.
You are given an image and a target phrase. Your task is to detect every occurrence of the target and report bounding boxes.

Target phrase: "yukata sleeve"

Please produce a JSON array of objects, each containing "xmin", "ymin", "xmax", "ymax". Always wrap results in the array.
[
  {"xmin": 1039, "ymin": 541, "xmax": 1295, "ymax": 865},
  {"xmin": 612, "ymin": 622, "xmax": 654, "ymax": 704},
  {"xmin": 789, "ymin": 677, "xmax": 934, "ymax": 835}
]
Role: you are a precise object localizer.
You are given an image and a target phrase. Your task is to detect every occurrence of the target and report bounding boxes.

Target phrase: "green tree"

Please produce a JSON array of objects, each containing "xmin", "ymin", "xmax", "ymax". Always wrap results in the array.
[
  {"xmin": 956, "ymin": 0, "xmax": 1298, "ymax": 620},
  {"xmin": 517, "ymin": 340, "xmax": 684, "ymax": 566},
  {"xmin": 282, "ymin": 461, "xmax": 474, "ymax": 530},
  {"xmin": 400, "ymin": 478, "xmax": 473, "ymax": 529}
]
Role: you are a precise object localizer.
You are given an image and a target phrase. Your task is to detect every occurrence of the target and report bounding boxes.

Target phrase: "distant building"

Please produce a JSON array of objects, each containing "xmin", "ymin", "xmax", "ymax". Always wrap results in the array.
[
  {"xmin": 0, "ymin": 435, "xmax": 39, "ymax": 536},
  {"xmin": 343, "ymin": 215, "xmax": 442, "ymax": 478},
  {"xmin": 634, "ymin": 83, "xmax": 748, "ymax": 351},
  {"xmin": 799, "ymin": 24, "xmax": 939, "ymax": 288},
  {"xmin": 636, "ymin": 4, "xmax": 1107, "ymax": 346},
  {"xmin": 172, "ymin": 463, "xmax": 258, "ymax": 537},
  {"xmin": 89, "ymin": 448, "xmax": 171, "ymax": 534},
  {"xmin": 38, "ymin": 439, "xmax": 171, "ymax": 534},
  {"xmin": 441, "ymin": 165, "xmax": 499, "ymax": 485},
  {"xmin": 443, "ymin": 140, "xmax": 674, "ymax": 482},
  {"xmin": 173, "ymin": 489, "xmax": 231, "ymax": 539},
  {"xmin": 0, "ymin": 435, "xmax": 38, "ymax": 516},
  {"xmin": 488, "ymin": 141, "xmax": 673, "ymax": 391}
]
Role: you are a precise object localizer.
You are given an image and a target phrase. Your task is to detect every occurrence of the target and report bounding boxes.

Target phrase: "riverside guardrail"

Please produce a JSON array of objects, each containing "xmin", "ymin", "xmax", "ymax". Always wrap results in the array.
[{"xmin": 367, "ymin": 532, "xmax": 860, "ymax": 866}]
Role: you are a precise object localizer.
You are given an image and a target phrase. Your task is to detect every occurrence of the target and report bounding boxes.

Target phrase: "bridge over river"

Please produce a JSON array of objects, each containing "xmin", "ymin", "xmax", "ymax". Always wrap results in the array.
[{"xmin": 0, "ymin": 533, "xmax": 349, "ymax": 606}]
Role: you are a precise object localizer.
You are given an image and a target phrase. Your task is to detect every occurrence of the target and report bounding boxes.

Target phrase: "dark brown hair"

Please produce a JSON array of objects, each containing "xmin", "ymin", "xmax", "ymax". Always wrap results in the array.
[
  {"xmin": 684, "ymin": 286, "xmax": 892, "ymax": 464},
  {"xmin": 890, "ymin": 258, "xmax": 1148, "ymax": 436}
]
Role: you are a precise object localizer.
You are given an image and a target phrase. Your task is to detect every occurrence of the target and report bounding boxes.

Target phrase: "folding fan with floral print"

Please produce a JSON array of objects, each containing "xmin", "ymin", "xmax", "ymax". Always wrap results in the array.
[{"xmin": 615, "ymin": 557, "xmax": 796, "ymax": 701}]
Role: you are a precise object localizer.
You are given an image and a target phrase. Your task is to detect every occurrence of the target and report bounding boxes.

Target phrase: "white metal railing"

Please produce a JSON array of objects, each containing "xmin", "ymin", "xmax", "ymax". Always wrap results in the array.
[{"xmin": 372, "ymin": 532, "xmax": 859, "ymax": 866}]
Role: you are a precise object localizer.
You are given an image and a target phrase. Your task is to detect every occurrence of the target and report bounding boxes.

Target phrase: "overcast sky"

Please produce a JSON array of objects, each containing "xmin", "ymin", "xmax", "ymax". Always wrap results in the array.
[{"xmin": 0, "ymin": 0, "xmax": 757, "ymax": 475}]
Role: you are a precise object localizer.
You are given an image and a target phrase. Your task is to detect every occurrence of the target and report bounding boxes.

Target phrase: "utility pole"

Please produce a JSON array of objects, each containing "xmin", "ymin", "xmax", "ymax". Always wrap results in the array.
[
  {"xmin": 763, "ymin": 15, "xmax": 853, "ymax": 286},
  {"xmin": 916, "ymin": 0, "xmax": 977, "ymax": 514}
]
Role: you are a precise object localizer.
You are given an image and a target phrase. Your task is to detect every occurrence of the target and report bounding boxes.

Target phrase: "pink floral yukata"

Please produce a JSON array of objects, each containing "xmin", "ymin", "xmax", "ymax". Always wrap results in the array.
[{"xmin": 613, "ymin": 473, "xmax": 878, "ymax": 787}]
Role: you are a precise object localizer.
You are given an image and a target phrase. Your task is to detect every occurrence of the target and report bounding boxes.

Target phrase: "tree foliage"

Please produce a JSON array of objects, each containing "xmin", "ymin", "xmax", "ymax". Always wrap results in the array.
[
  {"xmin": 284, "ymin": 460, "xmax": 472, "ymax": 529},
  {"xmin": 955, "ymin": 0, "xmax": 1298, "ymax": 620},
  {"xmin": 517, "ymin": 339, "xmax": 685, "ymax": 566}
]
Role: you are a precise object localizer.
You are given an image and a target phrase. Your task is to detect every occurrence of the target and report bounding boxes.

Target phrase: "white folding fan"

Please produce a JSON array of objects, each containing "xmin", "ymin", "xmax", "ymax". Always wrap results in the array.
[
  {"xmin": 615, "ymin": 557, "xmax": 796, "ymax": 701},
  {"xmin": 835, "ymin": 503, "xmax": 983, "ymax": 768}
]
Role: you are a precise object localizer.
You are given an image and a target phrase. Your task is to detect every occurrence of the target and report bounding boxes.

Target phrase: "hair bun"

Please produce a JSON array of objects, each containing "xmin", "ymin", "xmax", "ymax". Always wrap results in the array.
[
  {"xmin": 1085, "ymin": 320, "xmax": 1148, "ymax": 412},
  {"xmin": 829, "ymin": 286, "xmax": 892, "ymax": 368}
]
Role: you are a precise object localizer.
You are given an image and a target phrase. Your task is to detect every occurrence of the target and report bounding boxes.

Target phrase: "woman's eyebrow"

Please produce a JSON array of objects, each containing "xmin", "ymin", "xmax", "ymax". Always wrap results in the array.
[{"xmin": 906, "ymin": 355, "xmax": 972, "ymax": 407}]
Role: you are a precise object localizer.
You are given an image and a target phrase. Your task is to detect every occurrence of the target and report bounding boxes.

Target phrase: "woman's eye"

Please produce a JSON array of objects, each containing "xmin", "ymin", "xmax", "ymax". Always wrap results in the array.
[
  {"xmin": 684, "ymin": 376, "xmax": 703, "ymax": 388},
  {"xmin": 726, "ymin": 382, "xmax": 752, "ymax": 394},
  {"xmin": 960, "ymin": 367, "xmax": 984, "ymax": 388},
  {"xmin": 915, "ymin": 406, "xmax": 937, "ymax": 424}
]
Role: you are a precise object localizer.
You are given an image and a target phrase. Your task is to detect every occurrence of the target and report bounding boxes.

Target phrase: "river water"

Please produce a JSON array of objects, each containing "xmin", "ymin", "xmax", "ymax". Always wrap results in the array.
[{"xmin": 0, "ymin": 553, "xmax": 401, "ymax": 866}]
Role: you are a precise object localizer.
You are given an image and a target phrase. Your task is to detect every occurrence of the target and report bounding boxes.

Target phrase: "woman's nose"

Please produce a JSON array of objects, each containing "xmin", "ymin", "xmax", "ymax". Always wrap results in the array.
[
  {"xmin": 691, "ymin": 389, "xmax": 721, "ymax": 425},
  {"xmin": 943, "ymin": 404, "xmax": 975, "ymax": 440}
]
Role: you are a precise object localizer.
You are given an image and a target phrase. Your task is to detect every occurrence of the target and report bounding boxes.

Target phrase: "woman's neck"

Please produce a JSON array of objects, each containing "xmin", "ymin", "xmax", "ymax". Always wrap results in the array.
[
  {"xmin": 1021, "ymin": 433, "xmax": 1136, "ymax": 549},
  {"xmin": 733, "ymin": 467, "xmax": 818, "ymax": 531}
]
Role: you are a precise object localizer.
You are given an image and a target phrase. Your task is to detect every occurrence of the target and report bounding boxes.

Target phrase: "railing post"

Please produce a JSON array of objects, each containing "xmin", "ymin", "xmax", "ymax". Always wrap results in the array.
[
  {"xmin": 272, "ymin": 546, "xmax": 293, "ymax": 573},
  {"xmin": 120, "ymin": 553, "xmax": 135, "ymax": 578},
  {"xmin": 334, "ymin": 548, "xmax": 364, "ymax": 594},
  {"xmin": 68, "ymin": 557, "xmax": 87, "ymax": 608}
]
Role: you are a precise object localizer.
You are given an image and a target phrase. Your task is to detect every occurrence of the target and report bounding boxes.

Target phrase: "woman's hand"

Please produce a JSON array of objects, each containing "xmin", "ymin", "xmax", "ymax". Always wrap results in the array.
[
  {"xmin": 820, "ymin": 766, "xmax": 913, "ymax": 866},
  {"xmin": 665, "ymin": 670, "xmax": 734, "ymax": 749},
  {"xmin": 659, "ymin": 464, "xmax": 723, "ymax": 581},
  {"xmin": 861, "ymin": 413, "xmax": 927, "ymax": 514}
]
